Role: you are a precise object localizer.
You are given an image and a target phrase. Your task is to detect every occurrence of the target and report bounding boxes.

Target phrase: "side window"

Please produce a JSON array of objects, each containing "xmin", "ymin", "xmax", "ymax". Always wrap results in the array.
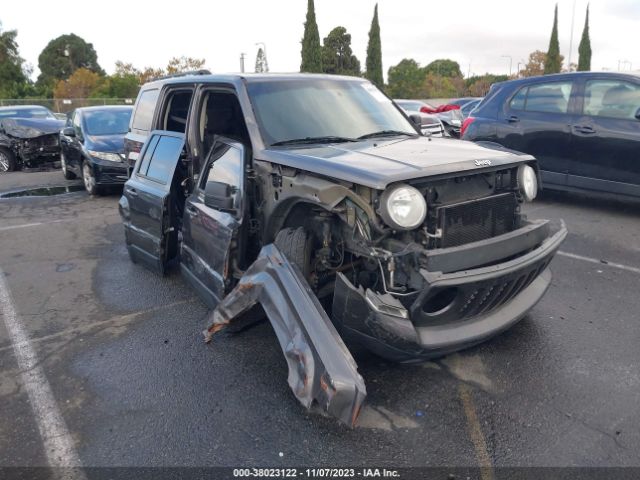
[
  {"xmin": 198, "ymin": 90, "xmax": 250, "ymax": 159},
  {"xmin": 132, "ymin": 89, "xmax": 160, "ymax": 132},
  {"xmin": 162, "ymin": 90, "xmax": 193, "ymax": 133},
  {"xmin": 137, "ymin": 136, "xmax": 160, "ymax": 176},
  {"xmin": 200, "ymin": 144, "xmax": 243, "ymax": 192},
  {"xmin": 72, "ymin": 112, "xmax": 82, "ymax": 136},
  {"xmin": 584, "ymin": 80, "xmax": 640, "ymax": 119},
  {"xmin": 524, "ymin": 81, "xmax": 573, "ymax": 114},
  {"xmin": 510, "ymin": 87, "xmax": 528, "ymax": 110},
  {"xmin": 138, "ymin": 135, "xmax": 183, "ymax": 184}
]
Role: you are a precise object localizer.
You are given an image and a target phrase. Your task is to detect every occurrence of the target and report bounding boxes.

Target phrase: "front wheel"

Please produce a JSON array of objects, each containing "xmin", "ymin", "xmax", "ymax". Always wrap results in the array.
[
  {"xmin": 82, "ymin": 161, "xmax": 100, "ymax": 195},
  {"xmin": 274, "ymin": 227, "xmax": 315, "ymax": 279},
  {"xmin": 0, "ymin": 147, "xmax": 17, "ymax": 172},
  {"xmin": 60, "ymin": 152, "xmax": 76, "ymax": 179}
]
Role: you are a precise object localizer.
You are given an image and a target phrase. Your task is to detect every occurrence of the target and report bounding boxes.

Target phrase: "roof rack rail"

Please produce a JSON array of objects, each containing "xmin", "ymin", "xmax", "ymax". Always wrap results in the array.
[{"xmin": 154, "ymin": 69, "xmax": 212, "ymax": 81}]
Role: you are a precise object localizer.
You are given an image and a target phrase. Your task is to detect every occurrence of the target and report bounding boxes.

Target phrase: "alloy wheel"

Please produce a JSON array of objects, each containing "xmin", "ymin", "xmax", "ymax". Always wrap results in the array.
[
  {"xmin": 0, "ymin": 151, "xmax": 9, "ymax": 172},
  {"xmin": 83, "ymin": 163, "xmax": 96, "ymax": 194}
]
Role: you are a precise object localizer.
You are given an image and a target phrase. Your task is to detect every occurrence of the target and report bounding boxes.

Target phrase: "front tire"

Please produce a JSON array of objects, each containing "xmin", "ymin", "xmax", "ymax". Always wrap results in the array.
[
  {"xmin": 274, "ymin": 227, "xmax": 314, "ymax": 278},
  {"xmin": 82, "ymin": 161, "xmax": 100, "ymax": 195},
  {"xmin": 0, "ymin": 147, "xmax": 17, "ymax": 172},
  {"xmin": 60, "ymin": 152, "xmax": 76, "ymax": 179}
]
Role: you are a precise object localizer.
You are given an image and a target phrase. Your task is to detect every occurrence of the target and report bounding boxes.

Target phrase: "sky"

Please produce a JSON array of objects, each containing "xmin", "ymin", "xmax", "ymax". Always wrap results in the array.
[{"xmin": 1, "ymin": 0, "xmax": 638, "ymax": 81}]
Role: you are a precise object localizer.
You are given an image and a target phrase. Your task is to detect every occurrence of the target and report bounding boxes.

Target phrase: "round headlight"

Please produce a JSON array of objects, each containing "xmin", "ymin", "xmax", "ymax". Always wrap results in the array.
[
  {"xmin": 379, "ymin": 185, "xmax": 427, "ymax": 230},
  {"xmin": 517, "ymin": 164, "xmax": 538, "ymax": 202}
]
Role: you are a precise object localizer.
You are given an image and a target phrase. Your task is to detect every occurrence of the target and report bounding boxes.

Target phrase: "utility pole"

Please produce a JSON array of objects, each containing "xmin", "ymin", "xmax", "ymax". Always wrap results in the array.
[
  {"xmin": 567, "ymin": 0, "xmax": 577, "ymax": 71},
  {"xmin": 240, "ymin": 53, "xmax": 246, "ymax": 73}
]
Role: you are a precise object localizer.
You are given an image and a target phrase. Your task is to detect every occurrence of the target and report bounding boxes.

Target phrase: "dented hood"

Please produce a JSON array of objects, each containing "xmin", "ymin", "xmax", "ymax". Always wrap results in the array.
[
  {"xmin": 260, "ymin": 136, "xmax": 534, "ymax": 189},
  {"xmin": 0, "ymin": 118, "xmax": 64, "ymax": 139}
]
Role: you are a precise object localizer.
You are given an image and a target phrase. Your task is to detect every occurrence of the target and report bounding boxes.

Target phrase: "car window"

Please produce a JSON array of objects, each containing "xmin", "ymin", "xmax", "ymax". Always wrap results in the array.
[
  {"xmin": 247, "ymin": 79, "xmax": 415, "ymax": 145},
  {"xmin": 584, "ymin": 80, "xmax": 640, "ymax": 120},
  {"xmin": 132, "ymin": 89, "xmax": 160, "ymax": 131},
  {"xmin": 138, "ymin": 136, "xmax": 160, "ymax": 176},
  {"xmin": 73, "ymin": 112, "xmax": 82, "ymax": 136},
  {"xmin": 162, "ymin": 90, "xmax": 193, "ymax": 133},
  {"xmin": 0, "ymin": 107, "xmax": 55, "ymax": 119},
  {"xmin": 84, "ymin": 109, "xmax": 132, "ymax": 135},
  {"xmin": 200, "ymin": 144, "xmax": 243, "ymax": 191},
  {"xmin": 510, "ymin": 81, "xmax": 573, "ymax": 114},
  {"xmin": 139, "ymin": 135, "xmax": 182, "ymax": 184}
]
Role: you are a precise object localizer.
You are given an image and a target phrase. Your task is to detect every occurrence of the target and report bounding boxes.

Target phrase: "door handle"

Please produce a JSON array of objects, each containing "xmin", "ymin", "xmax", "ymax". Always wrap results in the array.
[
  {"xmin": 185, "ymin": 205, "xmax": 199, "ymax": 216},
  {"xmin": 573, "ymin": 125, "xmax": 596, "ymax": 134},
  {"xmin": 126, "ymin": 187, "xmax": 138, "ymax": 197},
  {"xmin": 507, "ymin": 115, "xmax": 519, "ymax": 123}
]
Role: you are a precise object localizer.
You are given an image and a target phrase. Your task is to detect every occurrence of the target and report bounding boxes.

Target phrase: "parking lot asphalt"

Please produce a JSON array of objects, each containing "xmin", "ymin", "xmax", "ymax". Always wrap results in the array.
[{"xmin": 1, "ymin": 171, "xmax": 639, "ymax": 472}]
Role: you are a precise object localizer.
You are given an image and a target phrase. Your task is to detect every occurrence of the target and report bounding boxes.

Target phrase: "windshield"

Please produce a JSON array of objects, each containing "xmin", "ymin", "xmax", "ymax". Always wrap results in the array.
[
  {"xmin": 247, "ymin": 79, "xmax": 416, "ymax": 146},
  {"xmin": 0, "ymin": 107, "xmax": 56, "ymax": 120},
  {"xmin": 84, "ymin": 109, "xmax": 132, "ymax": 136}
]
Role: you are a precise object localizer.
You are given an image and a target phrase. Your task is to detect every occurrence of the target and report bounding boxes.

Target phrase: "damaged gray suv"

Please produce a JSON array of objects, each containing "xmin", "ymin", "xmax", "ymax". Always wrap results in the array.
[{"xmin": 119, "ymin": 73, "xmax": 567, "ymax": 426}]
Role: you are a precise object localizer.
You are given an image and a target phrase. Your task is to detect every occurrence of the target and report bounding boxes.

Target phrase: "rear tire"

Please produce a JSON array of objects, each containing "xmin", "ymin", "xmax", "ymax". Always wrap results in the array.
[
  {"xmin": 274, "ymin": 226, "xmax": 314, "ymax": 278},
  {"xmin": 0, "ymin": 147, "xmax": 17, "ymax": 172},
  {"xmin": 60, "ymin": 152, "xmax": 76, "ymax": 179}
]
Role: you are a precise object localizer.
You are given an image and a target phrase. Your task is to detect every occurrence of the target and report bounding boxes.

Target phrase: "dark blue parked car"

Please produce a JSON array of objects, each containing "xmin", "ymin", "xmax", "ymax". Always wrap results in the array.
[
  {"xmin": 462, "ymin": 72, "xmax": 640, "ymax": 199},
  {"xmin": 59, "ymin": 106, "xmax": 133, "ymax": 194}
]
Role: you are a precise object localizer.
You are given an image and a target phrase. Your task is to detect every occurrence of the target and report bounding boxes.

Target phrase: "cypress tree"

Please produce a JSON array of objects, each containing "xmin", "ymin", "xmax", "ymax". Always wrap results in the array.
[
  {"xmin": 300, "ymin": 0, "xmax": 322, "ymax": 73},
  {"xmin": 577, "ymin": 5, "xmax": 591, "ymax": 71},
  {"xmin": 365, "ymin": 4, "xmax": 383, "ymax": 87},
  {"xmin": 544, "ymin": 4, "xmax": 561, "ymax": 74}
]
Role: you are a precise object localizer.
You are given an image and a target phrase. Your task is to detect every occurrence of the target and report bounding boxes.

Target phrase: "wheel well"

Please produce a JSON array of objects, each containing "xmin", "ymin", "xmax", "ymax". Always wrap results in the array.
[{"xmin": 267, "ymin": 201, "xmax": 337, "ymax": 244}]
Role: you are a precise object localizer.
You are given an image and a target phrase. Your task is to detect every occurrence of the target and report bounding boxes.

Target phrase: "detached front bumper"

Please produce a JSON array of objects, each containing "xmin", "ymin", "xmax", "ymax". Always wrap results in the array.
[{"xmin": 332, "ymin": 220, "xmax": 568, "ymax": 362}]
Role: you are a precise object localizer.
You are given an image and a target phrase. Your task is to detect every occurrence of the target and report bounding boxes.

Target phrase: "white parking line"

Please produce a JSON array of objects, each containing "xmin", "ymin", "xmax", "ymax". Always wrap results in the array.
[
  {"xmin": 558, "ymin": 251, "xmax": 640, "ymax": 275},
  {"xmin": 0, "ymin": 219, "xmax": 69, "ymax": 232},
  {"xmin": 0, "ymin": 271, "xmax": 85, "ymax": 471}
]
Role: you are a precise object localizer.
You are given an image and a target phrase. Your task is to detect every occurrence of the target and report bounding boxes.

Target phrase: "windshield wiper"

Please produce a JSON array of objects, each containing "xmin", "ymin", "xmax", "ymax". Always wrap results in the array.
[
  {"xmin": 357, "ymin": 130, "xmax": 417, "ymax": 140},
  {"xmin": 271, "ymin": 136, "xmax": 357, "ymax": 146}
]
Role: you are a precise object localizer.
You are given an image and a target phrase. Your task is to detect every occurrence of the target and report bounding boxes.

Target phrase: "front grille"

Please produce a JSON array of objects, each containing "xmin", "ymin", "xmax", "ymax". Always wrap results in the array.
[
  {"xmin": 437, "ymin": 193, "xmax": 517, "ymax": 248},
  {"xmin": 414, "ymin": 254, "xmax": 552, "ymax": 325}
]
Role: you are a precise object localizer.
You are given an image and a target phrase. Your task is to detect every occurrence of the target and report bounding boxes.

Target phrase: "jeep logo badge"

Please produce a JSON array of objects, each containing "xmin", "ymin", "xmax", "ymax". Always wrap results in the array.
[{"xmin": 475, "ymin": 159, "xmax": 492, "ymax": 167}]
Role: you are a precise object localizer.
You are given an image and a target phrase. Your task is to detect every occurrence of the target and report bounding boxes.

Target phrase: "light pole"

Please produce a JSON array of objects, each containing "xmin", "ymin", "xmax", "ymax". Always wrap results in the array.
[
  {"xmin": 567, "ymin": 0, "xmax": 577, "ymax": 71},
  {"xmin": 501, "ymin": 55, "xmax": 513, "ymax": 77},
  {"xmin": 255, "ymin": 42, "xmax": 269, "ymax": 72},
  {"xmin": 240, "ymin": 53, "xmax": 246, "ymax": 73}
]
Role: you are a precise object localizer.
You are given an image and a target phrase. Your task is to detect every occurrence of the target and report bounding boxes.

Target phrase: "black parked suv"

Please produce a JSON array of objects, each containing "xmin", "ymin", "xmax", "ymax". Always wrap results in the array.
[
  {"xmin": 119, "ymin": 73, "xmax": 566, "ymax": 425},
  {"xmin": 60, "ymin": 106, "xmax": 132, "ymax": 194},
  {"xmin": 462, "ymin": 72, "xmax": 640, "ymax": 198}
]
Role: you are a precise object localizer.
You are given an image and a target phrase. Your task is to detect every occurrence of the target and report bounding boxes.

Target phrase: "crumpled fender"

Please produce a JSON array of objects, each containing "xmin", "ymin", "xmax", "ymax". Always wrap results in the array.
[{"xmin": 204, "ymin": 244, "xmax": 366, "ymax": 426}]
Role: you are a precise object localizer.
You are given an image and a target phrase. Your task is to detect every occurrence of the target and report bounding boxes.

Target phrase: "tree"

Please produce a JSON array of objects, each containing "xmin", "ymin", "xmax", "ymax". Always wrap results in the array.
[
  {"xmin": 521, "ymin": 50, "xmax": 547, "ymax": 77},
  {"xmin": 255, "ymin": 48, "xmax": 268, "ymax": 73},
  {"xmin": 0, "ymin": 22, "xmax": 30, "ymax": 98},
  {"xmin": 424, "ymin": 59, "xmax": 462, "ymax": 78},
  {"xmin": 577, "ymin": 4, "xmax": 591, "ymax": 71},
  {"xmin": 300, "ymin": 0, "xmax": 322, "ymax": 72},
  {"xmin": 321, "ymin": 27, "xmax": 361, "ymax": 76},
  {"xmin": 386, "ymin": 58, "xmax": 426, "ymax": 98},
  {"xmin": 544, "ymin": 5, "xmax": 561, "ymax": 74},
  {"xmin": 53, "ymin": 68, "xmax": 101, "ymax": 99},
  {"xmin": 37, "ymin": 34, "xmax": 103, "ymax": 87},
  {"xmin": 166, "ymin": 56, "xmax": 206, "ymax": 74},
  {"xmin": 365, "ymin": 4, "xmax": 383, "ymax": 87}
]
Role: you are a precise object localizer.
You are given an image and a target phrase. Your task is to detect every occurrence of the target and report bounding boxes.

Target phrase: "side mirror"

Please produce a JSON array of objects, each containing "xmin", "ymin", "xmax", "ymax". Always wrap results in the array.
[
  {"xmin": 62, "ymin": 127, "xmax": 76, "ymax": 137},
  {"xmin": 204, "ymin": 180, "xmax": 236, "ymax": 213},
  {"xmin": 635, "ymin": 107, "xmax": 640, "ymax": 120},
  {"xmin": 409, "ymin": 113, "xmax": 423, "ymax": 129}
]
